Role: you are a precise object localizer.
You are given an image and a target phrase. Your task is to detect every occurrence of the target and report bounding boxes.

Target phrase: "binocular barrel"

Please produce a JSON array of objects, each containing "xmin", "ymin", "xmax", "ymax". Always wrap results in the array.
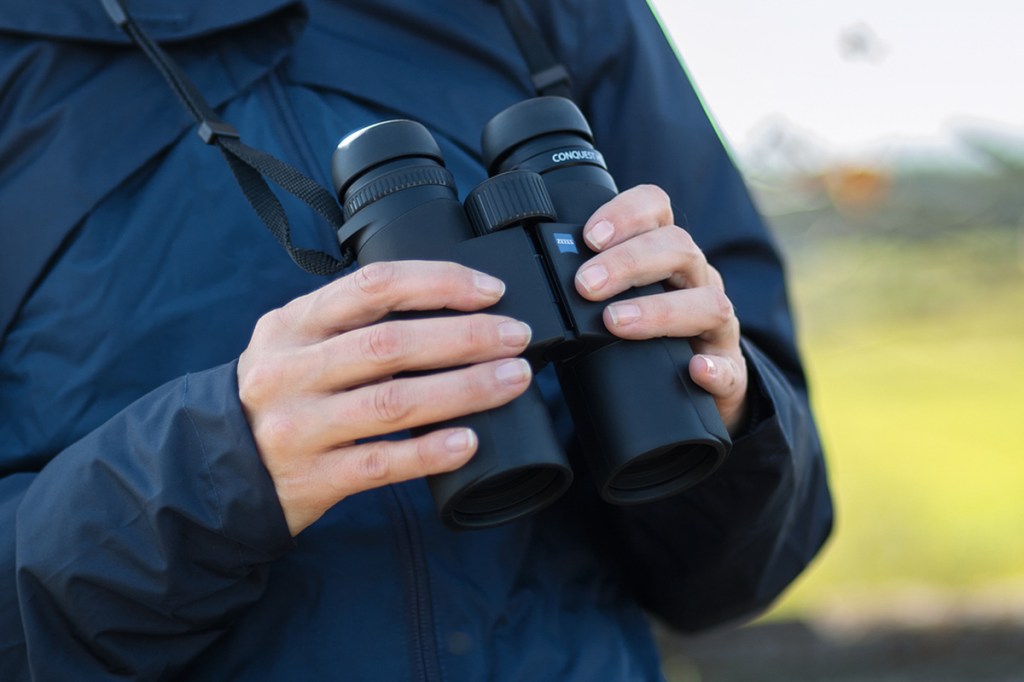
[
  {"xmin": 331, "ymin": 97, "xmax": 731, "ymax": 530},
  {"xmin": 332, "ymin": 120, "xmax": 573, "ymax": 530}
]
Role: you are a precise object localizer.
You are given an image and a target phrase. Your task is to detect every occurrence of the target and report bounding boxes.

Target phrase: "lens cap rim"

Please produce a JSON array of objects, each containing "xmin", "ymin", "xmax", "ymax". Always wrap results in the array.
[{"xmin": 331, "ymin": 119, "xmax": 445, "ymax": 198}]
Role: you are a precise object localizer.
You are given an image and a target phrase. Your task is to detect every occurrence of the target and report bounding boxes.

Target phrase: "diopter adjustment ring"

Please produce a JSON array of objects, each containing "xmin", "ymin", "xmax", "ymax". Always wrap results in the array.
[
  {"xmin": 343, "ymin": 165, "xmax": 455, "ymax": 219},
  {"xmin": 464, "ymin": 170, "xmax": 556, "ymax": 235}
]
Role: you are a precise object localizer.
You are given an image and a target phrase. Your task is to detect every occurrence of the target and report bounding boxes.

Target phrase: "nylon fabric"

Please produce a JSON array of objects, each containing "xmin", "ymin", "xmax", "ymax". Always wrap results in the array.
[
  {"xmin": 0, "ymin": 2, "xmax": 309, "ymax": 343},
  {"xmin": 0, "ymin": 0, "xmax": 832, "ymax": 678}
]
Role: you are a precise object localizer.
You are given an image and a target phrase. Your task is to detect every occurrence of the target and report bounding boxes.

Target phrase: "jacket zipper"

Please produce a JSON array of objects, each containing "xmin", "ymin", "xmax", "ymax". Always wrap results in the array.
[
  {"xmin": 386, "ymin": 485, "xmax": 443, "ymax": 682},
  {"xmin": 265, "ymin": 69, "xmax": 334, "ymax": 189}
]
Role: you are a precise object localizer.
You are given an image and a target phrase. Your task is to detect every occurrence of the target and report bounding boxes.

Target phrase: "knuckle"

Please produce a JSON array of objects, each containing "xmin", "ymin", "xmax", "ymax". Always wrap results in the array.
[
  {"xmin": 237, "ymin": 367, "xmax": 261, "ymax": 406},
  {"xmin": 414, "ymin": 437, "xmax": 436, "ymax": 472},
  {"xmin": 253, "ymin": 308, "xmax": 288, "ymax": 340},
  {"xmin": 639, "ymin": 183, "xmax": 669, "ymax": 203},
  {"xmin": 259, "ymin": 413, "xmax": 300, "ymax": 453},
  {"xmin": 359, "ymin": 442, "xmax": 391, "ymax": 481},
  {"xmin": 611, "ymin": 245, "xmax": 643, "ymax": 279},
  {"xmin": 294, "ymin": 289, "xmax": 338, "ymax": 337},
  {"xmin": 668, "ymin": 227, "xmax": 699, "ymax": 263},
  {"xmin": 631, "ymin": 297, "xmax": 669, "ymax": 334},
  {"xmin": 369, "ymin": 381, "xmax": 413, "ymax": 424},
  {"xmin": 462, "ymin": 368, "xmax": 495, "ymax": 402},
  {"xmin": 238, "ymin": 356, "xmax": 286, "ymax": 405},
  {"xmin": 726, "ymin": 361, "xmax": 741, "ymax": 389},
  {"xmin": 707, "ymin": 263, "xmax": 726, "ymax": 290},
  {"xmin": 309, "ymin": 341, "xmax": 334, "ymax": 379},
  {"xmin": 709, "ymin": 288, "xmax": 736, "ymax": 326},
  {"xmin": 250, "ymin": 311, "xmax": 275, "ymax": 339},
  {"xmin": 353, "ymin": 261, "xmax": 399, "ymax": 297},
  {"xmin": 277, "ymin": 295, "xmax": 314, "ymax": 333},
  {"xmin": 464, "ymin": 315, "xmax": 492, "ymax": 350},
  {"xmin": 361, "ymin": 322, "xmax": 406, "ymax": 367},
  {"xmin": 639, "ymin": 184, "xmax": 673, "ymax": 224}
]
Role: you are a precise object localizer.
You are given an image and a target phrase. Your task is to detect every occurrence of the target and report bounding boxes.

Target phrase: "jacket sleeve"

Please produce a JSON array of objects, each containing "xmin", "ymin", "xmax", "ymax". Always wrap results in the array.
[
  {"xmin": 1, "ymin": 362, "xmax": 294, "ymax": 679},
  {"xmin": 544, "ymin": 0, "xmax": 834, "ymax": 631}
]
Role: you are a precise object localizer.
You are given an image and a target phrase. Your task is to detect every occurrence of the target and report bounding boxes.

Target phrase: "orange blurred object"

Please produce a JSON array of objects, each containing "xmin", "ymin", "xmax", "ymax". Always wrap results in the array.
[{"xmin": 822, "ymin": 165, "xmax": 892, "ymax": 211}]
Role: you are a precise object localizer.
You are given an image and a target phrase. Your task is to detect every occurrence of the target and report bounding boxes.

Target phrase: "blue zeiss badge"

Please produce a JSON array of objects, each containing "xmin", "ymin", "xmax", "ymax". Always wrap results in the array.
[{"xmin": 553, "ymin": 233, "xmax": 578, "ymax": 254}]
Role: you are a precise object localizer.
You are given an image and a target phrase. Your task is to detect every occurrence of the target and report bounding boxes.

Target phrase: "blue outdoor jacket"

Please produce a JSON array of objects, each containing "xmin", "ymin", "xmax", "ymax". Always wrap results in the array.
[{"xmin": 0, "ymin": 1, "xmax": 833, "ymax": 679}]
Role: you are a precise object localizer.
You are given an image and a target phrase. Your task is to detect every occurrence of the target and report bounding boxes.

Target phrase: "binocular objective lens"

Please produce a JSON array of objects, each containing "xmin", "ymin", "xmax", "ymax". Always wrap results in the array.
[
  {"xmin": 450, "ymin": 467, "xmax": 567, "ymax": 527},
  {"xmin": 606, "ymin": 445, "xmax": 719, "ymax": 500}
]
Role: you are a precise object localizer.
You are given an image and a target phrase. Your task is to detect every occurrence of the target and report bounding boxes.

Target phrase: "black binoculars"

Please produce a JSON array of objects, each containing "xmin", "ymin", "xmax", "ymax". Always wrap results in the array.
[{"xmin": 331, "ymin": 97, "xmax": 730, "ymax": 530}]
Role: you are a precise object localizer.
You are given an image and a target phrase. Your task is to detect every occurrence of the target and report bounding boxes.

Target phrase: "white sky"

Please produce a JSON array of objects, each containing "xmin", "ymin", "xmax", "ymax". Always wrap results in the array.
[{"xmin": 649, "ymin": 0, "xmax": 1024, "ymax": 164}]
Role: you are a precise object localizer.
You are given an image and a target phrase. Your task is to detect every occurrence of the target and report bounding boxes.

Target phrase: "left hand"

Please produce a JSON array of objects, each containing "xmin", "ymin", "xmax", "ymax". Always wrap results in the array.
[{"xmin": 574, "ymin": 185, "xmax": 749, "ymax": 433}]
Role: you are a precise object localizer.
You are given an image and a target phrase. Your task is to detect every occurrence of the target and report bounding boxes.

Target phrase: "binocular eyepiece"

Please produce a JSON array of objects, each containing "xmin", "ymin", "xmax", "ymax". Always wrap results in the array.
[{"xmin": 332, "ymin": 97, "xmax": 730, "ymax": 530}]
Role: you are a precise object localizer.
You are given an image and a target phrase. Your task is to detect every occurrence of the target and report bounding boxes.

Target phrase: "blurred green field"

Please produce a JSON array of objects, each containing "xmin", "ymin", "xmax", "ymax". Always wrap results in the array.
[{"xmin": 766, "ymin": 225, "xmax": 1024, "ymax": 618}]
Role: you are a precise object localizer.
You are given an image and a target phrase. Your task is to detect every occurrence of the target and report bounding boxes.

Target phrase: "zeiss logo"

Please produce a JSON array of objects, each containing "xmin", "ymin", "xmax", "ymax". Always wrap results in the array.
[{"xmin": 554, "ymin": 233, "xmax": 578, "ymax": 254}]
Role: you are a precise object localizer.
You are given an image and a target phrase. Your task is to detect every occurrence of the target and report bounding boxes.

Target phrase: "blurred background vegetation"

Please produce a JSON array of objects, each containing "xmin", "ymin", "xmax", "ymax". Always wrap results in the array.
[
  {"xmin": 647, "ymin": 2, "xmax": 1024, "ymax": 677},
  {"xmin": 755, "ymin": 133, "xmax": 1024, "ymax": 612},
  {"xmin": 658, "ymin": 128, "xmax": 1024, "ymax": 681}
]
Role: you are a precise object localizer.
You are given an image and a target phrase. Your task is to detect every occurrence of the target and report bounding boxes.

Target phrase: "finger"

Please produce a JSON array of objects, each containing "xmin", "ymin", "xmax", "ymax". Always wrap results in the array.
[
  {"xmin": 602, "ymin": 286, "xmax": 739, "ymax": 343},
  {"xmin": 280, "ymin": 427, "xmax": 479, "ymax": 535},
  {"xmin": 689, "ymin": 353, "xmax": 744, "ymax": 399},
  {"xmin": 688, "ymin": 353, "xmax": 749, "ymax": 433},
  {"xmin": 581, "ymin": 185, "xmax": 674, "ymax": 252},
  {"xmin": 295, "ymin": 314, "xmax": 532, "ymax": 391},
  {"xmin": 277, "ymin": 358, "xmax": 533, "ymax": 452},
  {"xmin": 276, "ymin": 261, "xmax": 507, "ymax": 342},
  {"xmin": 575, "ymin": 225, "xmax": 710, "ymax": 300},
  {"xmin": 325, "ymin": 427, "xmax": 478, "ymax": 497}
]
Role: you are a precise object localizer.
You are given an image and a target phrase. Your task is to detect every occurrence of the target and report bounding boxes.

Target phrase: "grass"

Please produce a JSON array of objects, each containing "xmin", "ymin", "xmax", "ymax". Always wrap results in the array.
[{"xmin": 762, "ymin": 225, "xmax": 1024, "ymax": 618}]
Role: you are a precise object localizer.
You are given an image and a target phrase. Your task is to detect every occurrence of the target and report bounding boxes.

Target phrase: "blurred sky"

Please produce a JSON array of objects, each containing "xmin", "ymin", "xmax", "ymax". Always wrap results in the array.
[{"xmin": 648, "ymin": 0, "xmax": 1024, "ymax": 165}]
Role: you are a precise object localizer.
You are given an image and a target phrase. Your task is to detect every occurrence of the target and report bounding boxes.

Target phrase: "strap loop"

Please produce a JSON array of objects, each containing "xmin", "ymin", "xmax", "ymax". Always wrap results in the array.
[
  {"xmin": 531, "ymin": 65, "xmax": 572, "ymax": 94},
  {"xmin": 197, "ymin": 120, "xmax": 241, "ymax": 145},
  {"xmin": 496, "ymin": 0, "xmax": 574, "ymax": 100},
  {"xmin": 99, "ymin": 0, "xmax": 353, "ymax": 276}
]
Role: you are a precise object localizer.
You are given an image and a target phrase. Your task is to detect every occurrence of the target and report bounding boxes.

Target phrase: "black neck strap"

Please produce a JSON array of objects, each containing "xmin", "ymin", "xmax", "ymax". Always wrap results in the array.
[
  {"xmin": 100, "ymin": 0, "xmax": 352, "ymax": 276},
  {"xmin": 495, "ymin": 0, "xmax": 574, "ymax": 99},
  {"xmin": 99, "ymin": 0, "xmax": 572, "ymax": 276}
]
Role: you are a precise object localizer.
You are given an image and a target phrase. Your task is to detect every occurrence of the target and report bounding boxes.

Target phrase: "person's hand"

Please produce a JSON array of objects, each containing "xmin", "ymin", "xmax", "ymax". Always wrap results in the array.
[
  {"xmin": 573, "ymin": 185, "xmax": 748, "ymax": 432},
  {"xmin": 237, "ymin": 261, "xmax": 534, "ymax": 536}
]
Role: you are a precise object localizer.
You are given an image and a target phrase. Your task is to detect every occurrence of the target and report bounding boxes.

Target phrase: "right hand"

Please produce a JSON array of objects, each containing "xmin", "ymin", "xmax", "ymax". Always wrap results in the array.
[{"xmin": 237, "ymin": 260, "xmax": 533, "ymax": 536}]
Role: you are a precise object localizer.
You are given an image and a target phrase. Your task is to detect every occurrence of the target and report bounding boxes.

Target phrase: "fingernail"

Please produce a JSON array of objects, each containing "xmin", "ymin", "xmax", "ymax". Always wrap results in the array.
[
  {"xmin": 445, "ymin": 428, "xmax": 477, "ymax": 454},
  {"xmin": 607, "ymin": 303, "xmax": 641, "ymax": 326},
  {"xmin": 498, "ymin": 320, "xmax": 532, "ymax": 347},
  {"xmin": 702, "ymin": 355, "xmax": 718, "ymax": 377},
  {"xmin": 495, "ymin": 358, "xmax": 531, "ymax": 386},
  {"xmin": 474, "ymin": 272, "xmax": 505, "ymax": 298},
  {"xmin": 586, "ymin": 220, "xmax": 615, "ymax": 250},
  {"xmin": 576, "ymin": 264, "xmax": 609, "ymax": 294}
]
